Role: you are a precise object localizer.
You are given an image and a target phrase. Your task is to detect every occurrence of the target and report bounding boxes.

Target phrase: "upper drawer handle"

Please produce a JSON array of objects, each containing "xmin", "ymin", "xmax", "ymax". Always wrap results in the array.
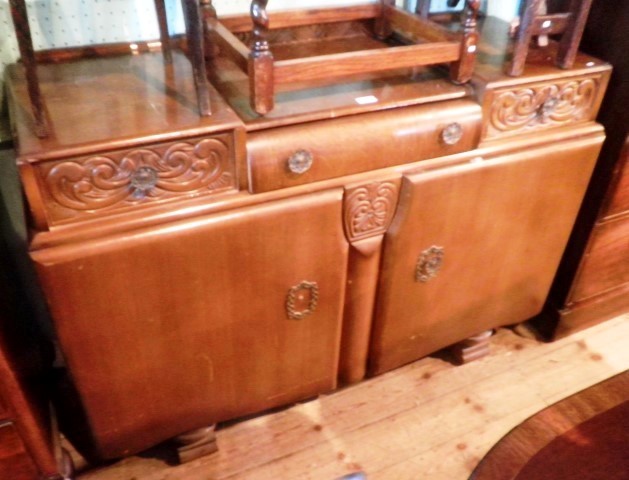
[
  {"xmin": 441, "ymin": 123, "xmax": 464, "ymax": 145},
  {"xmin": 287, "ymin": 150, "xmax": 314, "ymax": 174}
]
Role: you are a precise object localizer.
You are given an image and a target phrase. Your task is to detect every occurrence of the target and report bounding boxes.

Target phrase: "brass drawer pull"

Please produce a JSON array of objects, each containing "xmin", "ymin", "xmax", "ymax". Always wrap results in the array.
[
  {"xmin": 416, "ymin": 246, "xmax": 445, "ymax": 283},
  {"xmin": 287, "ymin": 150, "xmax": 314, "ymax": 174},
  {"xmin": 286, "ymin": 281, "xmax": 319, "ymax": 320},
  {"xmin": 441, "ymin": 123, "xmax": 463, "ymax": 145}
]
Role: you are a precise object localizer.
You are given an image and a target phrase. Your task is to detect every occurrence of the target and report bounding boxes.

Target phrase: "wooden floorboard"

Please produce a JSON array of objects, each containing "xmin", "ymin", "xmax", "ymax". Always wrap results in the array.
[{"xmin": 76, "ymin": 314, "xmax": 629, "ymax": 480}]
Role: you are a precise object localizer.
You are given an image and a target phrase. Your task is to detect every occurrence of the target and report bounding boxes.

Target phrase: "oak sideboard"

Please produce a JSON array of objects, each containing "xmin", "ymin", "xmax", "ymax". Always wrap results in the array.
[{"xmin": 4, "ymin": 12, "xmax": 610, "ymax": 465}]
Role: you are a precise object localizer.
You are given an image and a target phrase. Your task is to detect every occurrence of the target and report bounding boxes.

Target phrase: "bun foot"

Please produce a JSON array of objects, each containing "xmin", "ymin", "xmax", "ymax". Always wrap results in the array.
[
  {"xmin": 450, "ymin": 329, "xmax": 493, "ymax": 364},
  {"xmin": 173, "ymin": 425, "xmax": 218, "ymax": 464}
]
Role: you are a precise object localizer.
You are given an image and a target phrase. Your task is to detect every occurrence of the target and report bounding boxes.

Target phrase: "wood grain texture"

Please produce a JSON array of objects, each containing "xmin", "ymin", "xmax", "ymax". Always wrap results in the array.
[
  {"xmin": 535, "ymin": 1, "xmax": 628, "ymax": 339},
  {"xmin": 369, "ymin": 134, "xmax": 603, "ymax": 375},
  {"xmin": 274, "ymin": 42, "xmax": 459, "ymax": 86},
  {"xmin": 566, "ymin": 215, "xmax": 629, "ymax": 304},
  {"xmin": 73, "ymin": 315, "xmax": 629, "ymax": 480},
  {"xmin": 602, "ymin": 136, "xmax": 629, "ymax": 219},
  {"xmin": 33, "ymin": 190, "xmax": 349, "ymax": 460},
  {"xmin": 247, "ymin": 99, "xmax": 481, "ymax": 193},
  {"xmin": 217, "ymin": 5, "xmax": 381, "ymax": 33}
]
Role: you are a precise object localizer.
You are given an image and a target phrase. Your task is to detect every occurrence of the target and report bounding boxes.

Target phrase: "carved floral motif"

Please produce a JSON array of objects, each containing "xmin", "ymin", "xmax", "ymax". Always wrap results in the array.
[
  {"xmin": 344, "ymin": 181, "xmax": 399, "ymax": 242},
  {"xmin": 43, "ymin": 136, "xmax": 235, "ymax": 214},
  {"xmin": 488, "ymin": 78, "xmax": 597, "ymax": 137}
]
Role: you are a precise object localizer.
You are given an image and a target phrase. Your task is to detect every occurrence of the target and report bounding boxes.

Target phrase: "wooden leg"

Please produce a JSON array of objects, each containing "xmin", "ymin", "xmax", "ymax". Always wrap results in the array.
[
  {"xmin": 450, "ymin": 0, "xmax": 480, "ymax": 84},
  {"xmin": 249, "ymin": 0, "xmax": 274, "ymax": 115},
  {"xmin": 374, "ymin": 0, "xmax": 394, "ymax": 39},
  {"xmin": 182, "ymin": 0, "xmax": 212, "ymax": 116},
  {"xmin": 154, "ymin": 0, "xmax": 172, "ymax": 63},
  {"xmin": 450, "ymin": 329, "xmax": 493, "ymax": 364},
  {"xmin": 173, "ymin": 425, "xmax": 218, "ymax": 464},
  {"xmin": 556, "ymin": 0, "xmax": 594, "ymax": 69},
  {"xmin": 8, "ymin": 0, "xmax": 49, "ymax": 137},
  {"xmin": 507, "ymin": 0, "xmax": 541, "ymax": 76}
]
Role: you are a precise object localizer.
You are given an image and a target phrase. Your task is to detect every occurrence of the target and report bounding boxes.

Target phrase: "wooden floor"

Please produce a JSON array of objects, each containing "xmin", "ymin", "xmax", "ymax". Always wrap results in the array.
[{"xmin": 76, "ymin": 314, "xmax": 629, "ymax": 480}]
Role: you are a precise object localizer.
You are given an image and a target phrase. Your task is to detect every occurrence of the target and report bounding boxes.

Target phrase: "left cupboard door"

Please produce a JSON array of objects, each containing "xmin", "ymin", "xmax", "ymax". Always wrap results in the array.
[{"xmin": 32, "ymin": 189, "xmax": 349, "ymax": 460}]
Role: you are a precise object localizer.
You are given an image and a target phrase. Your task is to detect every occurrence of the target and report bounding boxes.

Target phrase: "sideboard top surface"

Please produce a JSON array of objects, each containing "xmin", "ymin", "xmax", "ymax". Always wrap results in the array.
[{"xmin": 6, "ymin": 52, "xmax": 243, "ymax": 161}]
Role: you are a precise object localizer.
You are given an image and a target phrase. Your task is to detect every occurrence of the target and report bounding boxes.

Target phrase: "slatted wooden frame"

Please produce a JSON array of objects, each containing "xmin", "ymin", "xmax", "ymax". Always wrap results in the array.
[{"xmin": 204, "ymin": 0, "xmax": 480, "ymax": 115}]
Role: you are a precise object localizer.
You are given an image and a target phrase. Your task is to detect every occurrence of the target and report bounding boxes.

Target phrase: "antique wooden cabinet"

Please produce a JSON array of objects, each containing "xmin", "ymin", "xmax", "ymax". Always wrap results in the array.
[
  {"xmin": 533, "ymin": 0, "xmax": 629, "ymax": 337},
  {"xmin": 4, "ymin": 10, "xmax": 611, "ymax": 466}
]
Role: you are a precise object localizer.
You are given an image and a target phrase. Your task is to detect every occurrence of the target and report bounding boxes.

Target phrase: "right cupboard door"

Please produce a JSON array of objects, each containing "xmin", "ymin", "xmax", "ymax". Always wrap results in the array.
[{"xmin": 369, "ymin": 134, "xmax": 604, "ymax": 376}]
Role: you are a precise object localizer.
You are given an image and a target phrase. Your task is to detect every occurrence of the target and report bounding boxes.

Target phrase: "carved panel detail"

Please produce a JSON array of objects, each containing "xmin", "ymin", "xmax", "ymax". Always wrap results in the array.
[
  {"xmin": 40, "ymin": 135, "xmax": 236, "ymax": 219},
  {"xmin": 488, "ymin": 77, "xmax": 598, "ymax": 137},
  {"xmin": 344, "ymin": 181, "xmax": 399, "ymax": 242}
]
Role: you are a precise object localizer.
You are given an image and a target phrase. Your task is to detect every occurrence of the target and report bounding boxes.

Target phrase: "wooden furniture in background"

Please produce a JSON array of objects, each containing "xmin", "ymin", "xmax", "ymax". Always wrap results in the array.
[
  {"xmin": 0, "ymin": 151, "xmax": 67, "ymax": 480},
  {"xmin": 4, "ymin": 5, "xmax": 609, "ymax": 468},
  {"xmin": 508, "ymin": 0, "xmax": 594, "ymax": 76},
  {"xmin": 8, "ymin": 0, "xmax": 211, "ymax": 139},
  {"xmin": 470, "ymin": 371, "xmax": 629, "ymax": 480},
  {"xmin": 206, "ymin": 0, "xmax": 480, "ymax": 115},
  {"xmin": 532, "ymin": 1, "xmax": 629, "ymax": 338}
]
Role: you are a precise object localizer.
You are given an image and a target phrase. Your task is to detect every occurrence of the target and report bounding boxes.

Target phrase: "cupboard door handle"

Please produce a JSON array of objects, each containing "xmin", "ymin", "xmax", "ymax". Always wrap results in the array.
[
  {"xmin": 287, "ymin": 150, "xmax": 314, "ymax": 174},
  {"xmin": 286, "ymin": 281, "xmax": 319, "ymax": 320},
  {"xmin": 441, "ymin": 123, "xmax": 463, "ymax": 145},
  {"xmin": 415, "ymin": 246, "xmax": 445, "ymax": 283}
]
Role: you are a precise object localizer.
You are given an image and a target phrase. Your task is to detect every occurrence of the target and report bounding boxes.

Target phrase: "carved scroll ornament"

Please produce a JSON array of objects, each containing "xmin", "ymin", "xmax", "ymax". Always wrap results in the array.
[
  {"xmin": 44, "ymin": 136, "xmax": 235, "ymax": 213},
  {"xmin": 344, "ymin": 181, "xmax": 399, "ymax": 242},
  {"xmin": 489, "ymin": 78, "xmax": 597, "ymax": 136}
]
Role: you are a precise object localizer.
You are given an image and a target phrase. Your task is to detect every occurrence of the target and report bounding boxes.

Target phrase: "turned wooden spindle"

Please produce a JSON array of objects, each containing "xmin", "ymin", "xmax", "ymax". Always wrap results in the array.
[
  {"xmin": 8, "ymin": 0, "xmax": 49, "ymax": 138},
  {"xmin": 450, "ymin": 0, "xmax": 480, "ymax": 84},
  {"xmin": 248, "ymin": 0, "xmax": 274, "ymax": 115},
  {"xmin": 199, "ymin": 0, "xmax": 217, "ymax": 19}
]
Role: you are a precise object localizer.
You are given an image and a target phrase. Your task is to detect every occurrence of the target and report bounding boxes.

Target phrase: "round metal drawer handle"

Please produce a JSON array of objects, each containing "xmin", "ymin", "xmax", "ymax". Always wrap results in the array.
[
  {"xmin": 441, "ymin": 123, "xmax": 464, "ymax": 145},
  {"xmin": 287, "ymin": 150, "xmax": 314, "ymax": 175},
  {"xmin": 130, "ymin": 166, "xmax": 159, "ymax": 198}
]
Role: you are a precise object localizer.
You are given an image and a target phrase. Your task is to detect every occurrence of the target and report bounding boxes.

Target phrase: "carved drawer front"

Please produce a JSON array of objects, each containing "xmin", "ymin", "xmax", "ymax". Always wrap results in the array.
[
  {"xmin": 484, "ymin": 74, "xmax": 605, "ymax": 140},
  {"xmin": 25, "ymin": 133, "xmax": 239, "ymax": 226},
  {"xmin": 247, "ymin": 99, "xmax": 482, "ymax": 193}
]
